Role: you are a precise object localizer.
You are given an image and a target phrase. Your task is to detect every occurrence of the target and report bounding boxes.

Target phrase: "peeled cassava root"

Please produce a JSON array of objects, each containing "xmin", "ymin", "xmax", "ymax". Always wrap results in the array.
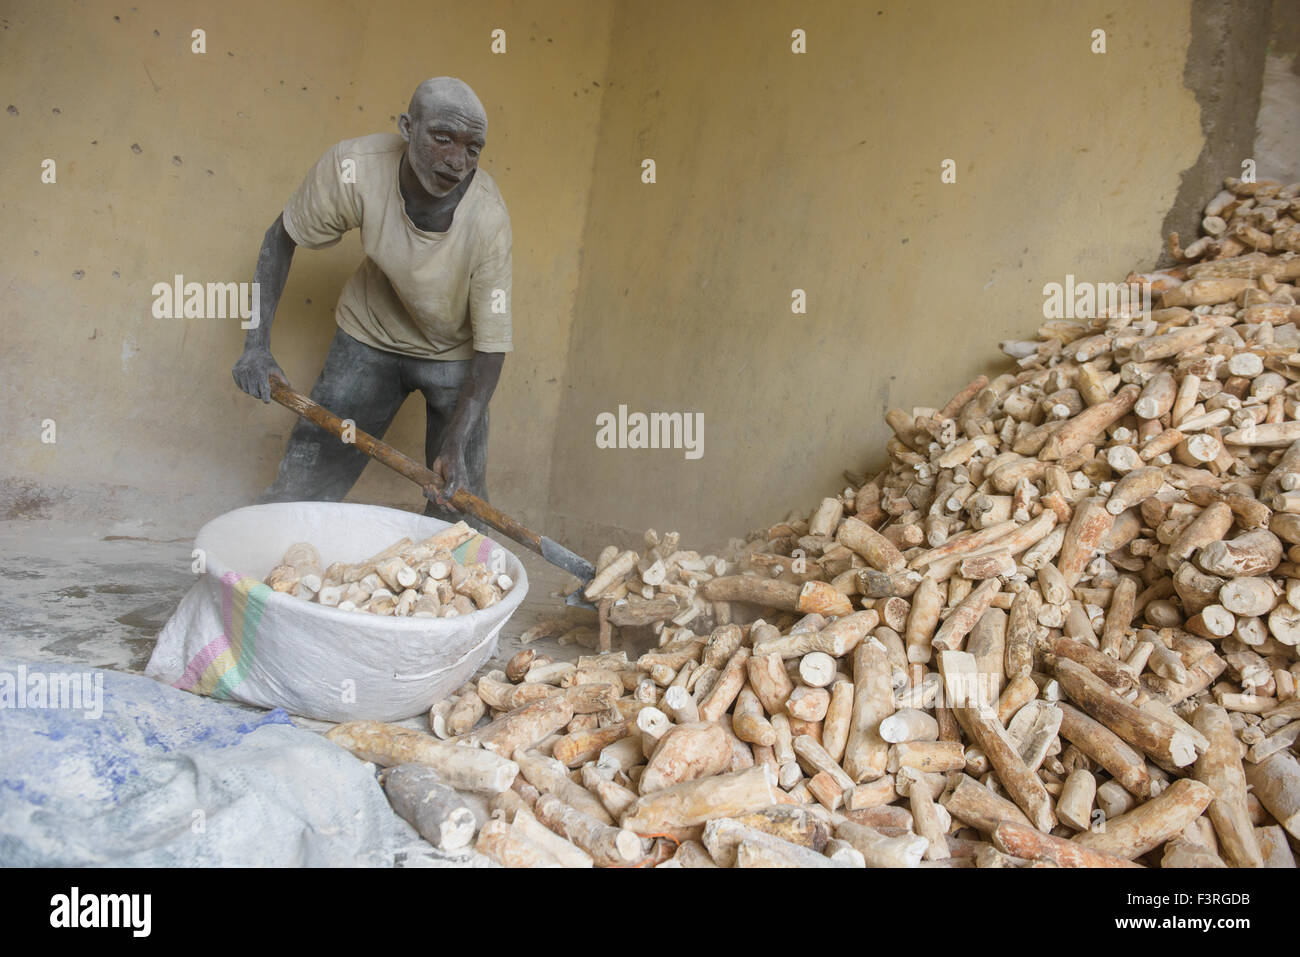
[
  {"xmin": 262, "ymin": 521, "xmax": 515, "ymax": 618},
  {"xmin": 343, "ymin": 177, "xmax": 1300, "ymax": 867}
]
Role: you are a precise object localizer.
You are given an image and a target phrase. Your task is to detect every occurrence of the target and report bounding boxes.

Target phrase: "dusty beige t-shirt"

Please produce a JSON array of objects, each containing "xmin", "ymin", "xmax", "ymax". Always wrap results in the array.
[{"xmin": 282, "ymin": 133, "xmax": 513, "ymax": 360}]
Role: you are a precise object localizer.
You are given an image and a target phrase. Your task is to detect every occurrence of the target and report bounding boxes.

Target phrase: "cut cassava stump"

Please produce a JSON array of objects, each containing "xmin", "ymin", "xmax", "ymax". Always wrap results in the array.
[
  {"xmin": 381, "ymin": 764, "xmax": 476, "ymax": 852},
  {"xmin": 326, "ymin": 721, "xmax": 518, "ymax": 793},
  {"xmin": 941, "ymin": 774, "xmax": 1033, "ymax": 833},
  {"xmin": 639, "ymin": 722, "xmax": 733, "ymax": 793},
  {"xmin": 1190, "ymin": 704, "xmax": 1265, "ymax": 867},
  {"xmin": 843, "ymin": 637, "xmax": 894, "ymax": 783},
  {"xmin": 621, "ymin": 765, "xmax": 779, "ymax": 834},
  {"xmin": 515, "ymin": 750, "xmax": 615, "ymax": 825},
  {"xmin": 1244, "ymin": 750, "xmax": 1300, "ymax": 840},
  {"xmin": 533, "ymin": 793, "xmax": 649, "ymax": 866},
  {"xmin": 474, "ymin": 695, "xmax": 575, "ymax": 758},
  {"xmin": 991, "ymin": 822, "xmax": 1142, "ymax": 869},
  {"xmin": 475, "ymin": 819, "xmax": 562, "ymax": 868},
  {"xmin": 1054, "ymin": 659, "xmax": 1199, "ymax": 768},
  {"xmin": 509, "ymin": 807, "xmax": 595, "ymax": 868},
  {"xmin": 1074, "ymin": 778, "xmax": 1216, "ymax": 860},
  {"xmin": 833, "ymin": 820, "xmax": 927, "ymax": 868}
]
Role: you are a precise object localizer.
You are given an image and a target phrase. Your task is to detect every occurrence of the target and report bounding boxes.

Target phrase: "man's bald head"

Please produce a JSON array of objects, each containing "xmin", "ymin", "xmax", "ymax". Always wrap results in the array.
[
  {"xmin": 408, "ymin": 77, "xmax": 487, "ymax": 134},
  {"xmin": 398, "ymin": 77, "xmax": 488, "ymax": 201}
]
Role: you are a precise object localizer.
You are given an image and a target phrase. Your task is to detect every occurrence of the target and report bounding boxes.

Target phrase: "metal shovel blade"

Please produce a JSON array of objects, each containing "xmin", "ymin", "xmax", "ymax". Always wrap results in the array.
[
  {"xmin": 541, "ymin": 536, "xmax": 596, "ymax": 609},
  {"xmin": 564, "ymin": 589, "xmax": 596, "ymax": 610}
]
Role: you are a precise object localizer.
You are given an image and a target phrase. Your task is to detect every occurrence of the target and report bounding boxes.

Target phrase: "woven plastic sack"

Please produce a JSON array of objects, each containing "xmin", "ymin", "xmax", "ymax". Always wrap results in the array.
[
  {"xmin": 0, "ymin": 659, "xmax": 424, "ymax": 867},
  {"xmin": 146, "ymin": 502, "xmax": 528, "ymax": 722}
]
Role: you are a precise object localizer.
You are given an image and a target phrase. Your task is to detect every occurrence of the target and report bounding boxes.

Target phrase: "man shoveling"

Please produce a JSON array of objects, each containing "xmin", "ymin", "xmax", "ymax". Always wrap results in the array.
[{"xmin": 233, "ymin": 76, "xmax": 510, "ymax": 529}]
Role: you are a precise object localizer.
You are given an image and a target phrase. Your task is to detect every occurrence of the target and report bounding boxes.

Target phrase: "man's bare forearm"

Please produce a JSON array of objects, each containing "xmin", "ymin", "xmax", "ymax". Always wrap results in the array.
[
  {"xmin": 447, "ymin": 350, "xmax": 505, "ymax": 443},
  {"xmin": 430, "ymin": 349, "xmax": 504, "ymax": 501},
  {"xmin": 233, "ymin": 214, "xmax": 297, "ymax": 401},
  {"xmin": 243, "ymin": 214, "xmax": 297, "ymax": 352}
]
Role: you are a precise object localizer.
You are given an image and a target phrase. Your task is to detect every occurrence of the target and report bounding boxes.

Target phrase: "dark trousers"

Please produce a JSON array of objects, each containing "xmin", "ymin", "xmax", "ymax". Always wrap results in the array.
[{"xmin": 259, "ymin": 328, "xmax": 490, "ymax": 530}]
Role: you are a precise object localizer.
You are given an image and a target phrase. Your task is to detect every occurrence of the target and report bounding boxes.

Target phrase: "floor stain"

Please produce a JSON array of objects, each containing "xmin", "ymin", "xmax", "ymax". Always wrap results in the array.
[
  {"xmin": 0, "ymin": 568, "xmax": 44, "ymax": 580},
  {"xmin": 115, "ymin": 601, "xmax": 176, "ymax": 630},
  {"xmin": 94, "ymin": 583, "xmax": 152, "ymax": 595}
]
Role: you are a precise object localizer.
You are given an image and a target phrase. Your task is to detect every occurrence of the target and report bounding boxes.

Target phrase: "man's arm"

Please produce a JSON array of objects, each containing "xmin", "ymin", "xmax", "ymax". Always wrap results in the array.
[
  {"xmin": 232, "ymin": 214, "xmax": 297, "ymax": 402},
  {"xmin": 431, "ymin": 350, "xmax": 505, "ymax": 503}
]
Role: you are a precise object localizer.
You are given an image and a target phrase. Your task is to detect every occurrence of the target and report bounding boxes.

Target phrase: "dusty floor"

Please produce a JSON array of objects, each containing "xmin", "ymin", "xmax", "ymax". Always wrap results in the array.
[{"xmin": 0, "ymin": 513, "xmax": 601, "ymax": 866}]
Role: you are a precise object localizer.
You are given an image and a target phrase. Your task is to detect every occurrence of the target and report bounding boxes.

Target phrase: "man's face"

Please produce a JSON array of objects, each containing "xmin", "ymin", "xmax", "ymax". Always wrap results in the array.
[{"xmin": 400, "ymin": 105, "xmax": 485, "ymax": 199}]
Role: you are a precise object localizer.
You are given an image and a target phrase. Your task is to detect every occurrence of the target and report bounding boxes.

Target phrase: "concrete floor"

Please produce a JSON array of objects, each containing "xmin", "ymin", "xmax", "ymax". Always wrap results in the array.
[{"xmin": 0, "ymin": 513, "xmax": 599, "ymax": 866}]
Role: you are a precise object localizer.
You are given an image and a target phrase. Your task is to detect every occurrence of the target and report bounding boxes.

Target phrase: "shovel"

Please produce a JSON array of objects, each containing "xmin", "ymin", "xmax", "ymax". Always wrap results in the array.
[{"xmin": 268, "ymin": 377, "xmax": 596, "ymax": 608}]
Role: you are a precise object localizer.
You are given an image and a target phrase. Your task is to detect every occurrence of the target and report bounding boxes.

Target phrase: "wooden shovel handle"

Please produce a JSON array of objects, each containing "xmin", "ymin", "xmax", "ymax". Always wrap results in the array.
[{"xmin": 268, "ymin": 377, "xmax": 543, "ymax": 553}]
